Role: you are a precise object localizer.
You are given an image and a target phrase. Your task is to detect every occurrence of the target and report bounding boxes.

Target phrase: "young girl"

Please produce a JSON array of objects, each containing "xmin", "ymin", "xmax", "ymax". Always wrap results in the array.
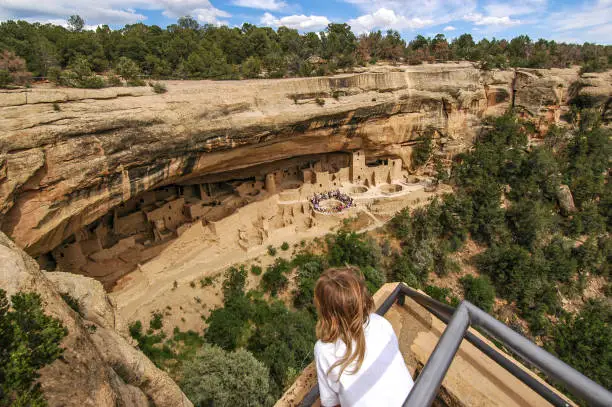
[{"xmin": 314, "ymin": 268, "xmax": 414, "ymax": 407}]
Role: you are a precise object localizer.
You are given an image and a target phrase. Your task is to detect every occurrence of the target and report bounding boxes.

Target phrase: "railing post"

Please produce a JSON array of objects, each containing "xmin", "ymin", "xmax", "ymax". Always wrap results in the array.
[{"xmin": 403, "ymin": 303, "xmax": 471, "ymax": 407}]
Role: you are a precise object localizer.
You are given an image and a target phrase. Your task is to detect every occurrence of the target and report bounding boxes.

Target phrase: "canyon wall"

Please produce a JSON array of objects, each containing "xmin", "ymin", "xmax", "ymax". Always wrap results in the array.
[
  {"xmin": 0, "ymin": 63, "xmax": 609, "ymax": 258},
  {"xmin": 0, "ymin": 231, "xmax": 192, "ymax": 407}
]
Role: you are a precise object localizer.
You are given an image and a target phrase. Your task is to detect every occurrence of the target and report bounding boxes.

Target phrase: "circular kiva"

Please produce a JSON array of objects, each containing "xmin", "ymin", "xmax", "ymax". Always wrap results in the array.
[
  {"xmin": 310, "ymin": 190, "xmax": 354, "ymax": 214},
  {"xmin": 380, "ymin": 184, "xmax": 402, "ymax": 195},
  {"xmin": 319, "ymin": 199, "xmax": 343, "ymax": 212},
  {"xmin": 350, "ymin": 185, "xmax": 368, "ymax": 194}
]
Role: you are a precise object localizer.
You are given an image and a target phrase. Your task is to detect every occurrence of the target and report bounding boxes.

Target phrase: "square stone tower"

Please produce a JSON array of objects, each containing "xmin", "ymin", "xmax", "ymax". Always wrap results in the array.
[{"xmin": 350, "ymin": 150, "xmax": 367, "ymax": 183}]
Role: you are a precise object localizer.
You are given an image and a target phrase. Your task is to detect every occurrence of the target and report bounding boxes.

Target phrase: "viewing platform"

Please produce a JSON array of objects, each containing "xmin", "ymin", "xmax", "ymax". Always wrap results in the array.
[{"xmin": 276, "ymin": 283, "xmax": 611, "ymax": 407}]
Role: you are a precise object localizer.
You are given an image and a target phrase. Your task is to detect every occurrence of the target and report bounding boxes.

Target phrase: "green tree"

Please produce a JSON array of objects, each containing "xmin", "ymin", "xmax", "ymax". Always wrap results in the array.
[
  {"xmin": 241, "ymin": 56, "xmax": 261, "ymax": 78},
  {"xmin": 460, "ymin": 275, "xmax": 496, "ymax": 312},
  {"xmin": 545, "ymin": 300, "xmax": 611, "ymax": 391},
  {"xmin": 181, "ymin": 345, "xmax": 271, "ymax": 407},
  {"xmin": 261, "ymin": 258, "xmax": 291, "ymax": 296},
  {"xmin": 116, "ymin": 56, "xmax": 143, "ymax": 85},
  {"xmin": 222, "ymin": 265, "xmax": 247, "ymax": 300},
  {"xmin": 67, "ymin": 15, "xmax": 85, "ymax": 32},
  {"xmin": 0, "ymin": 289, "xmax": 67, "ymax": 406}
]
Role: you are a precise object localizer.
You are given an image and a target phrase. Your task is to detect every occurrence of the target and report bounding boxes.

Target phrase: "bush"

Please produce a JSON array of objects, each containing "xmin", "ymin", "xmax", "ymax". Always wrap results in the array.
[
  {"xmin": 411, "ymin": 131, "xmax": 434, "ymax": 168},
  {"xmin": 61, "ymin": 292, "xmax": 80, "ymax": 314},
  {"xmin": 150, "ymin": 81, "xmax": 167, "ymax": 93},
  {"xmin": 361, "ymin": 266, "xmax": 385, "ymax": 294},
  {"xmin": 181, "ymin": 345, "xmax": 271, "ymax": 407},
  {"xmin": 545, "ymin": 300, "xmax": 611, "ymax": 391},
  {"xmin": 106, "ymin": 74, "xmax": 123, "ymax": 87},
  {"xmin": 222, "ymin": 265, "xmax": 247, "ymax": 300},
  {"xmin": 460, "ymin": 275, "xmax": 496, "ymax": 312},
  {"xmin": 280, "ymin": 241, "xmax": 290, "ymax": 251},
  {"xmin": 0, "ymin": 50, "xmax": 32, "ymax": 87},
  {"xmin": 0, "ymin": 289, "xmax": 67, "ymax": 406},
  {"xmin": 250, "ymin": 265, "xmax": 262, "ymax": 276},
  {"xmin": 315, "ymin": 97, "xmax": 325, "ymax": 106},
  {"xmin": 241, "ymin": 56, "xmax": 262, "ymax": 79},
  {"xmin": 327, "ymin": 230, "xmax": 380, "ymax": 269},
  {"xmin": 424, "ymin": 285, "xmax": 452, "ymax": 305},
  {"xmin": 116, "ymin": 56, "xmax": 142, "ymax": 84},
  {"xmin": 267, "ymin": 245, "xmax": 277, "ymax": 256},
  {"xmin": 205, "ymin": 295, "xmax": 252, "ymax": 350},
  {"xmin": 149, "ymin": 311, "xmax": 164, "ymax": 330},
  {"xmin": 261, "ymin": 258, "xmax": 291, "ymax": 296}
]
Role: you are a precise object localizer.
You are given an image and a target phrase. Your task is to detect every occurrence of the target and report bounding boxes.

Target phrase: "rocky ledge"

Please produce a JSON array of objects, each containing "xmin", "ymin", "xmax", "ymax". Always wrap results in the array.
[{"xmin": 0, "ymin": 63, "xmax": 610, "ymax": 258}]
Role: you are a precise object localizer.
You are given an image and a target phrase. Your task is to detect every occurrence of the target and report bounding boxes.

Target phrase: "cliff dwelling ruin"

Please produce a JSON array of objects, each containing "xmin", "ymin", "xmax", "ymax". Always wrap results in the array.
[{"xmin": 38, "ymin": 150, "xmax": 428, "ymax": 288}]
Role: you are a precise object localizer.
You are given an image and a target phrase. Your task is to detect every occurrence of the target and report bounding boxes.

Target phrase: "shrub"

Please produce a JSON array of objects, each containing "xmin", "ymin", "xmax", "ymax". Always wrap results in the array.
[
  {"xmin": 53, "ymin": 102, "xmax": 61, "ymax": 111},
  {"xmin": 241, "ymin": 56, "xmax": 262, "ymax": 79},
  {"xmin": 204, "ymin": 296, "xmax": 252, "ymax": 350},
  {"xmin": 250, "ymin": 265, "xmax": 262, "ymax": 276},
  {"xmin": 460, "ymin": 275, "xmax": 496, "ymax": 312},
  {"xmin": 545, "ymin": 300, "xmax": 611, "ymax": 391},
  {"xmin": 181, "ymin": 345, "xmax": 271, "ymax": 407},
  {"xmin": 106, "ymin": 73, "xmax": 123, "ymax": 87},
  {"xmin": 149, "ymin": 311, "xmax": 164, "ymax": 330},
  {"xmin": 222, "ymin": 265, "xmax": 247, "ymax": 300},
  {"xmin": 0, "ymin": 289, "xmax": 67, "ymax": 406},
  {"xmin": 116, "ymin": 56, "xmax": 142, "ymax": 84},
  {"xmin": 315, "ymin": 97, "xmax": 325, "ymax": 106},
  {"xmin": 280, "ymin": 241, "xmax": 290, "ymax": 251},
  {"xmin": 361, "ymin": 266, "xmax": 386, "ymax": 294},
  {"xmin": 61, "ymin": 292, "xmax": 80, "ymax": 314},
  {"xmin": 261, "ymin": 258, "xmax": 291, "ymax": 296},
  {"xmin": 424, "ymin": 285, "xmax": 452, "ymax": 305},
  {"xmin": 411, "ymin": 131, "xmax": 434, "ymax": 168},
  {"xmin": 267, "ymin": 245, "xmax": 277, "ymax": 256},
  {"xmin": 0, "ymin": 50, "xmax": 32, "ymax": 87},
  {"xmin": 150, "ymin": 81, "xmax": 167, "ymax": 93},
  {"xmin": 327, "ymin": 230, "xmax": 380, "ymax": 269}
]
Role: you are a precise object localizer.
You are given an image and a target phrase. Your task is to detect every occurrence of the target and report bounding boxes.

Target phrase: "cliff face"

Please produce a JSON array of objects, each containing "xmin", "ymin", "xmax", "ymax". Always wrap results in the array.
[
  {"xmin": 0, "ymin": 63, "xmax": 608, "ymax": 257},
  {"xmin": 0, "ymin": 231, "xmax": 192, "ymax": 407}
]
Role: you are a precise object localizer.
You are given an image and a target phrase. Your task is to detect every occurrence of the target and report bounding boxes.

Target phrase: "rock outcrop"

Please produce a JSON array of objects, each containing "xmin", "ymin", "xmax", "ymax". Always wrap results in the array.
[
  {"xmin": 0, "ymin": 231, "xmax": 192, "ymax": 407},
  {"xmin": 0, "ymin": 63, "xmax": 608, "ymax": 259}
]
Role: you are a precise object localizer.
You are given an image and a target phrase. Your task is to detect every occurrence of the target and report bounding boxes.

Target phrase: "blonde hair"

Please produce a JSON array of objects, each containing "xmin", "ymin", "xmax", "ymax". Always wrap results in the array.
[{"xmin": 314, "ymin": 267, "xmax": 374, "ymax": 378}]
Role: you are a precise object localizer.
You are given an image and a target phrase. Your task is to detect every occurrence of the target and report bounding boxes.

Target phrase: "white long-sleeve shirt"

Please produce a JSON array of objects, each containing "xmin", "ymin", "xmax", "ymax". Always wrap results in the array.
[{"xmin": 314, "ymin": 313, "xmax": 414, "ymax": 407}]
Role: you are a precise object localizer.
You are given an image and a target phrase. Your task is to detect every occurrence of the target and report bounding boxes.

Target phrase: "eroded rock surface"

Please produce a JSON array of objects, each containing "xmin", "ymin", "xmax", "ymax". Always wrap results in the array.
[
  {"xmin": 0, "ymin": 63, "xmax": 608, "ymax": 260},
  {"xmin": 0, "ymin": 231, "xmax": 191, "ymax": 407}
]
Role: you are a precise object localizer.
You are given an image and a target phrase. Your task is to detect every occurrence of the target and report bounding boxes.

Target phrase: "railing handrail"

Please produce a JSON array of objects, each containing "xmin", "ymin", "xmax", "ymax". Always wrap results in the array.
[{"xmin": 299, "ymin": 283, "xmax": 612, "ymax": 407}]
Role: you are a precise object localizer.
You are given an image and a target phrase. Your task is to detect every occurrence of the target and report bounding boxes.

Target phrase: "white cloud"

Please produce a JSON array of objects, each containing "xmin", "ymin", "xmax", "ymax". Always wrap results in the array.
[
  {"xmin": 0, "ymin": 0, "xmax": 232, "ymax": 26},
  {"xmin": 545, "ymin": 0, "xmax": 612, "ymax": 44},
  {"xmin": 157, "ymin": 0, "xmax": 230, "ymax": 24},
  {"xmin": 260, "ymin": 12, "xmax": 330, "ymax": 30},
  {"xmin": 232, "ymin": 0, "xmax": 287, "ymax": 10},
  {"xmin": 463, "ymin": 12, "xmax": 521, "ymax": 27},
  {"xmin": 342, "ymin": 0, "xmax": 477, "ymax": 24},
  {"xmin": 484, "ymin": 0, "xmax": 546, "ymax": 17},
  {"xmin": 347, "ymin": 8, "xmax": 434, "ymax": 33},
  {"xmin": 443, "ymin": 25, "xmax": 456, "ymax": 31}
]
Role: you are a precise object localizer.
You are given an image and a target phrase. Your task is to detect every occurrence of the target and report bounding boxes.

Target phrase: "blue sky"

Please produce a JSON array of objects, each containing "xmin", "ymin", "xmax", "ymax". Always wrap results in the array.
[{"xmin": 1, "ymin": 0, "xmax": 610, "ymax": 44}]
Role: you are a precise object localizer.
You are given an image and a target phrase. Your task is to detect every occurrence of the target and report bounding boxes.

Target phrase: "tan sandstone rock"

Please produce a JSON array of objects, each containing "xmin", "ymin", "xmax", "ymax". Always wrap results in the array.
[
  {"xmin": 0, "ymin": 231, "xmax": 192, "ymax": 407},
  {"xmin": 0, "ymin": 63, "xmax": 609, "ymax": 259}
]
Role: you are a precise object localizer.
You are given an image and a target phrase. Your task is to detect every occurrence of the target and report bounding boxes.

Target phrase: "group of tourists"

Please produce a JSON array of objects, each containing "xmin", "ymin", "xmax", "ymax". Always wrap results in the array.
[{"xmin": 310, "ymin": 190, "xmax": 355, "ymax": 213}]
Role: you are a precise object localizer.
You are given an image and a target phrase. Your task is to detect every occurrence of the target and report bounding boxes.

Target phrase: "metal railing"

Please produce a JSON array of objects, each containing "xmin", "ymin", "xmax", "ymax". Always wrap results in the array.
[{"xmin": 300, "ymin": 283, "xmax": 612, "ymax": 407}]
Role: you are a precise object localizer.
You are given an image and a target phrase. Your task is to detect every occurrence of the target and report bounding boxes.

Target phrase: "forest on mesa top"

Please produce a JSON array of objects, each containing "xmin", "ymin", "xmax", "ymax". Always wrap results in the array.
[{"xmin": 0, "ymin": 15, "xmax": 611, "ymax": 88}]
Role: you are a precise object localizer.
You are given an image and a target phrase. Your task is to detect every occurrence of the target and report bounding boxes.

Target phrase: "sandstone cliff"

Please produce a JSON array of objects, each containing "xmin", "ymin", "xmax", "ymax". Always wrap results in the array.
[
  {"xmin": 0, "ymin": 63, "xmax": 609, "ymax": 258},
  {"xmin": 0, "ymin": 231, "xmax": 192, "ymax": 407}
]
